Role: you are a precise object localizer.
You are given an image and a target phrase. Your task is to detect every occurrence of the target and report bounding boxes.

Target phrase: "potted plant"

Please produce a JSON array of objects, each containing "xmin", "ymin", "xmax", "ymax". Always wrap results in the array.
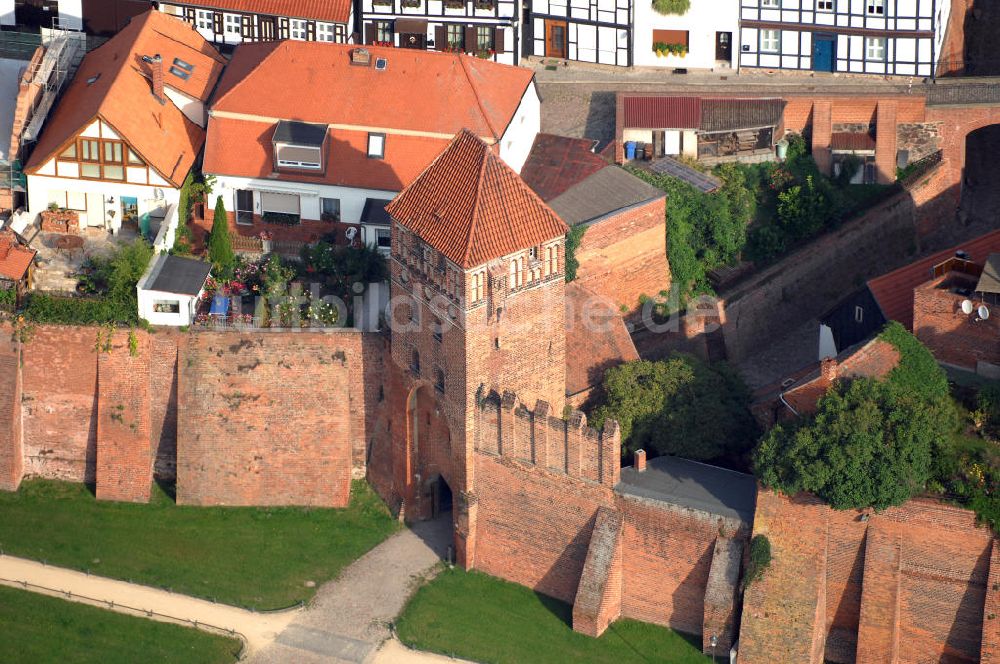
[{"xmin": 444, "ymin": 0, "xmax": 465, "ymax": 7}]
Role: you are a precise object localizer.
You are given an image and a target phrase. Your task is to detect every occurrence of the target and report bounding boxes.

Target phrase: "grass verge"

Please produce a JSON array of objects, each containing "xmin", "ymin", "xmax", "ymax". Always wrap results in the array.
[
  {"xmin": 396, "ymin": 567, "xmax": 710, "ymax": 663},
  {"xmin": 0, "ymin": 584, "xmax": 241, "ymax": 664},
  {"xmin": 0, "ymin": 479, "xmax": 399, "ymax": 609}
]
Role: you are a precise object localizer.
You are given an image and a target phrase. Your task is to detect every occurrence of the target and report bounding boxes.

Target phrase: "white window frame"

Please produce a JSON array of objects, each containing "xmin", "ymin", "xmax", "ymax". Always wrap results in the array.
[
  {"xmin": 761, "ymin": 0, "xmax": 780, "ymax": 7},
  {"xmin": 316, "ymin": 22, "xmax": 335, "ymax": 42},
  {"xmin": 760, "ymin": 29, "xmax": 780, "ymax": 53},
  {"xmin": 367, "ymin": 133, "xmax": 385, "ymax": 159},
  {"xmin": 224, "ymin": 14, "xmax": 241, "ymax": 35},
  {"xmin": 817, "ymin": 0, "xmax": 834, "ymax": 10},
  {"xmin": 290, "ymin": 18, "xmax": 307, "ymax": 40},
  {"xmin": 866, "ymin": 0, "xmax": 884, "ymax": 15},
  {"xmin": 195, "ymin": 9, "xmax": 213, "ymax": 30},
  {"xmin": 865, "ymin": 37, "xmax": 886, "ymax": 61}
]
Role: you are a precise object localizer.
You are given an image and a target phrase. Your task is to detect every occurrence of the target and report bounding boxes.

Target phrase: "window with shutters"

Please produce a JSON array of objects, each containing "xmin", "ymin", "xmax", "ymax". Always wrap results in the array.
[
  {"xmin": 476, "ymin": 26, "xmax": 493, "ymax": 51},
  {"xmin": 290, "ymin": 18, "xmax": 307, "ymax": 39},
  {"xmin": 446, "ymin": 25, "xmax": 464, "ymax": 49},
  {"xmin": 195, "ymin": 9, "xmax": 213, "ymax": 30},
  {"xmin": 375, "ymin": 21, "xmax": 392, "ymax": 43}
]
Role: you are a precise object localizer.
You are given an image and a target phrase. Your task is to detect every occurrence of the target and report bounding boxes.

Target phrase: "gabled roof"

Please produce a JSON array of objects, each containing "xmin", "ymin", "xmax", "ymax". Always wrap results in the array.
[
  {"xmin": 867, "ymin": 228, "xmax": 1000, "ymax": 329},
  {"xmin": 25, "ymin": 11, "xmax": 224, "ymax": 186},
  {"xmin": 620, "ymin": 93, "xmax": 785, "ymax": 133},
  {"xmin": 519, "ymin": 134, "xmax": 608, "ymax": 200},
  {"xmin": 169, "ymin": 0, "xmax": 352, "ymax": 24},
  {"xmin": 385, "ymin": 130, "xmax": 568, "ymax": 269},
  {"xmin": 0, "ymin": 230, "xmax": 35, "ymax": 282},
  {"xmin": 210, "ymin": 41, "xmax": 534, "ymax": 141}
]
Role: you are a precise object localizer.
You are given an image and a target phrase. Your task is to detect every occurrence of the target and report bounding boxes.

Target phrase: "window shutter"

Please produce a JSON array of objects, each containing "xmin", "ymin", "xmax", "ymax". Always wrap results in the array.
[
  {"xmin": 435, "ymin": 25, "xmax": 446, "ymax": 50},
  {"xmin": 241, "ymin": 15, "xmax": 254, "ymax": 41},
  {"xmin": 183, "ymin": 7, "xmax": 195, "ymax": 21},
  {"xmin": 306, "ymin": 21, "xmax": 316, "ymax": 41},
  {"xmin": 212, "ymin": 11, "xmax": 223, "ymax": 34},
  {"xmin": 464, "ymin": 26, "xmax": 476, "ymax": 52},
  {"xmin": 278, "ymin": 17, "xmax": 289, "ymax": 39},
  {"xmin": 364, "ymin": 22, "xmax": 375, "ymax": 44},
  {"xmin": 493, "ymin": 27, "xmax": 504, "ymax": 52}
]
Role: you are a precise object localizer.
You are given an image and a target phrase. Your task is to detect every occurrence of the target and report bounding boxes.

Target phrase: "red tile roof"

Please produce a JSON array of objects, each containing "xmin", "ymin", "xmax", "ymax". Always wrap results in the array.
[
  {"xmin": 210, "ymin": 41, "xmax": 534, "ymax": 141},
  {"xmin": 0, "ymin": 231, "xmax": 35, "ymax": 281},
  {"xmin": 168, "ymin": 0, "xmax": 352, "ymax": 24},
  {"xmin": 782, "ymin": 338, "xmax": 899, "ymax": 415},
  {"xmin": 519, "ymin": 133, "xmax": 608, "ymax": 200},
  {"xmin": 203, "ymin": 116, "xmax": 444, "ymax": 192},
  {"xmin": 564, "ymin": 283, "xmax": 639, "ymax": 397},
  {"xmin": 831, "ymin": 132, "xmax": 876, "ymax": 151},
  {"xmin": 621, "ymin": 96, "xmax": 701, "ymax": 130},
  {"xmin": 868, "ymin": 228, "xmax": 1000, "ymax": 330},
  {"xmin": 385, "ymin": 130, "xmax": 568, "ymax": 269},
  {"xmin": 24, "ymin": 11, "xmax": 224, "ymax": 186}
]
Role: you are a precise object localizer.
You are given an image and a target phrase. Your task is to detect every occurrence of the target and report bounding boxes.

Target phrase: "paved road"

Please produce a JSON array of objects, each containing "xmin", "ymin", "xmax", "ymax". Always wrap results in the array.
[{"xmin": 0, "ymin": 516, "xmax": 467, "ymax": 663}]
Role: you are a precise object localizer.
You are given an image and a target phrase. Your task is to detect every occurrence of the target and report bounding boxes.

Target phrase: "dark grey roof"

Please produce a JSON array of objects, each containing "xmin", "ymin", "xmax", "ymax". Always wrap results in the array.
[
  {"xmin": 700, "ymin": 98, "xmax": 785, "ymax": 133},
  {"xmin": 547, "ymin": 166, "xmax": 664, "ymax": 227},
  {"xmin": 647, "ymin": 156, "xmax": 721, "ymax": 193},
  {"xmin": 976, "ymin": 253, "xmax": 1000, "ymax": 294},
  {"xmin": 272, "ymin": 120, "xmax": 327, "ymax": 147},
  {"xmin": 361, "ymin": 198, "xmax": 393, "ymax": 226},
  {"xmin": 617, "ymin": 455, "xmax": 757, "ymax": 524},
  {"xmin": 147, "ymin": 255, "xmax": 212, "ymax": 295}
]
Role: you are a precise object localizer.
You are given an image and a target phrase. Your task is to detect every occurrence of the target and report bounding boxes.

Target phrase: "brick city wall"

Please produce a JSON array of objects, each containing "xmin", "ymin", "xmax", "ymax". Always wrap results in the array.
[
  {"xmin": 176, "ymin": 331, "xmax": 365, "ymax": 507},
  {"xmin": 0, "ymin": 340, "xmax": 21, "ymax": 491},
  {"xmin": 739, "ymin": 489, "xmax": 996, "ymax": 664},
  {"xmin": 720, "ymin": 190, "xmax": 920, "ymax": 362},
  {"xmin": 573, "ymin": 197, "xmax": 670, "ymax": 315}
]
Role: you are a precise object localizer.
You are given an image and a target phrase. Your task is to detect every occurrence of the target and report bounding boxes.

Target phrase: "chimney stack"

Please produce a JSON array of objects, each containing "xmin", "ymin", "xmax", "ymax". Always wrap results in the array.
[
  {"xmin": 634, "ymin": 449, "xmax": 646, "ymax": 472},
  {"xmin": 146, "ymin": 54, "xmax": 165, "ymax": 105}
]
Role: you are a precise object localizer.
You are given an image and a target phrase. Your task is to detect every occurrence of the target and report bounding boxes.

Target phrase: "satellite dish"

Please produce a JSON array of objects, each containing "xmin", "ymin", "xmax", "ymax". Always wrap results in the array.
[
  {"xmin": 962, "ymin": 299, "xmax": 974, "ymax": 314},
  {"xmin": 980, "ymin": 305, "xmax": 991, "ymax": 320},
  {"xmin": 345, "ymin": 227, "xmax": 357, "ymax": 242}
]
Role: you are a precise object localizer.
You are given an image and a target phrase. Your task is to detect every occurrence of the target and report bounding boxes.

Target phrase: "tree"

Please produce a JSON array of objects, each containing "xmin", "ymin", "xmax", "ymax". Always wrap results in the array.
[
  {"xmin": 590, "ymin": 354, "xmax": 757, "ymax": 462},
  {"xmin": 754, "ymin": 323, "xmax": 957, "ymax": 510},
  {"xmin": 208, "ymin": 195, "xmax": 235, "ymax": 277}
]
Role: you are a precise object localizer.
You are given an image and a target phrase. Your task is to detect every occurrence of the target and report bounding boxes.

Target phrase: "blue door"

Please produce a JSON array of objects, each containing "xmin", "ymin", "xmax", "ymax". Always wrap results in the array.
[{"xmin": 813, "ymin": 36, "xmax": 835, "ymax": 72}]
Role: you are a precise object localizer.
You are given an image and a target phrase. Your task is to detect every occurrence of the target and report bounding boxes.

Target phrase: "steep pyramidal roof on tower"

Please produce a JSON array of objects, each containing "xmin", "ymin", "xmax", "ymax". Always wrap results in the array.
[{"xmin": 386, "ymin": 130, "xmax": 568, "ymax": 269}]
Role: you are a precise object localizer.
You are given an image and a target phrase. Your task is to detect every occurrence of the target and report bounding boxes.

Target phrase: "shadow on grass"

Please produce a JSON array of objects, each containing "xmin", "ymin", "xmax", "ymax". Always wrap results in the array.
[
  {"xmin": 534, "ymin": 591, "xmax": 573, "ymax": 627},
  {"xmin": 155, "ymin": 478, "xmax": 177, "ymax": 503}
]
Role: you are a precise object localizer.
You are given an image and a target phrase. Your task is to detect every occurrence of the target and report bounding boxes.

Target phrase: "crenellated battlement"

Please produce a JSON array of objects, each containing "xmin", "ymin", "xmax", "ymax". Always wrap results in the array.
[{"xmin": 474, "ymin": 390, "xmax": 620, "ymax": 487}]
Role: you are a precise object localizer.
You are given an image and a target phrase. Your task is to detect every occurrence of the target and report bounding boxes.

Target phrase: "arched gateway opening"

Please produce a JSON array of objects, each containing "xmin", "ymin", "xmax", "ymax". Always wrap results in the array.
[
  {"xmin": 405, "ymin": 384, "xmax": 454, "ymax": 522},
  {"xmin": 961, "ymin": 124, "xmax": 1000, "ymax": 226}
]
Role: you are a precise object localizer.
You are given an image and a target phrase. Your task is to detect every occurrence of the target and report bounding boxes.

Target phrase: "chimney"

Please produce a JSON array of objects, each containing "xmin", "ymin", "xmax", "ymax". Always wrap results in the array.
[
  {"xmin": 634, "ymin": 449, "xmax": 646, "ymax": 472},
  {"xmin": 144, "ymin": 54, "xmax": 165, "ymax": 105},
  {"xmin": 820, "ymin": 356, "xmax": 838, "ymax": 382}
]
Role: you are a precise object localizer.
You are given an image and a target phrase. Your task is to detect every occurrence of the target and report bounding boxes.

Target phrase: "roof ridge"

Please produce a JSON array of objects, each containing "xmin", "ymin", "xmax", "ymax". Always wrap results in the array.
[
  {"xmin": 149, "ymin": 23, "xmax": 227, "ymax": 65},
  {"xmin": 462, "ymin": 131, "xmax": 491, "ymax": 267},
  {"xmin": 458, "ymin": 55, "xmax": 499, "ymax": 141},
  {"xmin": 212, "ymin": 41, "xmax": 285, "ymax": 110}
]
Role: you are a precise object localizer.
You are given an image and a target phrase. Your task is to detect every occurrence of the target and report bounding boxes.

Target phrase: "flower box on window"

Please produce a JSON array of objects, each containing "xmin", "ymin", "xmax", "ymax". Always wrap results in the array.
[
  {"xmin": 320, "ymin": 211, "xmax": 341, "ymax": 222},
  {"xmin": 401, "ymin": 0, "xmax": 421, "ymax": 7},
  {"xmin": 262, "ymin": 211, "xmax": 301, "ymax": 226},
  {"xmin": 473, "ymin": 0, "xmax": 494, "ymax": 8},
  {"xmin": 372, "ymin": 0, "xmax": 392, "ymax": 5},
  {"xmin": 443, "ymin": 0, "xmax": 465, "ymax": 7}
]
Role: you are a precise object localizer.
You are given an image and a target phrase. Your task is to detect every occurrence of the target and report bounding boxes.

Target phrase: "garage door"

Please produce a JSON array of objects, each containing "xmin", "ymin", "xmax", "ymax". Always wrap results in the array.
[{"xmin": 260, "ymin": 192, "xmax": 300, "ymax": 214}]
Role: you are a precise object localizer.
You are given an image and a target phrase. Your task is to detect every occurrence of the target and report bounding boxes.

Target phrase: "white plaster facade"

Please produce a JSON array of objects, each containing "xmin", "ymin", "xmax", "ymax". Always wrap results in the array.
[
  {"xmin": 528, "ymin": 0, "xmax": 631, "ymax": 66},
  {"xmin": 633, "ymin": 0, "xmax": 740, "ymax": 69},
  {"xmin": 137, "ymin": 256, "xmax": 207, "ymax": 327},
  {"xmin": 160, "ymin": 3, "xmax": 352, "ymax": 47}
]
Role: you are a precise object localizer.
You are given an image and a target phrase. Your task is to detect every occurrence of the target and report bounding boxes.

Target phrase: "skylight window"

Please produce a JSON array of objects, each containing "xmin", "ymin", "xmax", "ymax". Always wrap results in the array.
[
  {"xmin": 172, "ymin": 57, "xmax": 194, "ymax": 72},
  {"xmin": 86, "ymin": 74, "xmax": 100, "ymax": 85},
  {"xmin": 169, "ymin": 66, "xmax": 191, "ymax": 80}
]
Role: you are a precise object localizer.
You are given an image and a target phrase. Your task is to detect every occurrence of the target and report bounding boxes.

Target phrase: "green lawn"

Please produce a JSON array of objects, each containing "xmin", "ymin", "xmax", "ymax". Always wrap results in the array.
[
  {"xmin": 396, "ymin": 568, "xmax": 710, "ymax": 664},
  {"xmin": 0, "ymin": 584, "xmax": 241, "ymax": 664},
  {"xmin": 0, "ymin": 479, "xmax": 399, "ymax": 610}
]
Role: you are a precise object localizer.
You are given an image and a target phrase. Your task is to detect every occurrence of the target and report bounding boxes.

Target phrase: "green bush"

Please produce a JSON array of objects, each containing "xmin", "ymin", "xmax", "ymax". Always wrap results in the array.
[
  {"xmin": 754, "ymin": 323, "xmax": 955, "ymax": 510},
  {"xmin": 0, "ymin": 287, "xmax": 15, "ymax": 312},
  {"xmin": 652, "ymin": 0, "xmax": 690, "ymax": 14},
  {"xmin": 590, "ymin": 354, "xmax": 757, "ymax": 462},
  {"xmin": 564, "ymin": 225, "xmax": 586, "ymax": 282},
  {"xmin": 207, "ymin": 196, "xmax": 234, "ymax": 278},
  {"xmin": 744, "ymin": 535, "xmax": 771, "ymax": 587}
]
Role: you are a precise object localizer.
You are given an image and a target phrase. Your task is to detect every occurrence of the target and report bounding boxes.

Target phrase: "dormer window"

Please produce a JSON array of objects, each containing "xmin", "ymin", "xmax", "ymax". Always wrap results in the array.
[{"xmin": 273, "ymin": 120, "xmax": 326, "ymax": 171}]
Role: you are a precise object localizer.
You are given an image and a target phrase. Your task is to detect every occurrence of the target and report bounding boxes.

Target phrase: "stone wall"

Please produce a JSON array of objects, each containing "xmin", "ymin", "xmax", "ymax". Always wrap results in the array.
[{"xmin": 897, "ymin": 121, "xmax": 942, "ymax": 164}]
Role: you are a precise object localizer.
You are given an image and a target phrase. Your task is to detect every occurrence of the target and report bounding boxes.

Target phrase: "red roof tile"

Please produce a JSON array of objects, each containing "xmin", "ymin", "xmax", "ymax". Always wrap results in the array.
[
  {"xmin": 831, "ymin": 132, "xmax": 876, "ymax": 151},
  {"xmin": 868, "ymin": 228, "xmax": 1000, "ymax": 329},
  {"xmin": 0, "ymin": 231, "xmax": 35, "ymax": 281},
  {"xmin": 564, "ymin": 283, "xmax": 639, "ymax": 397},
  {"xmin": 622, "ymin": 96, "xmax": 701, "ymax": 130},
  {"xmin": 782, "ymin": 338, "xmax": 899, "ymax": 415},
  {"xmin": 170, "ymin": 0, "xmax": 351, "ymax": 24},
  {"xmin": 203, "ymin": 116, "xmax": 444, "ymax": 192},
  {"xmin": 25, "ymin": 11, "xmax": 224, "ymax": 186},
  {"xmin": 385, "ymin": 130, "xmax": 568, "ymax": 269},
  {"xmin": 519, "ymin": 133, "xmax": 608, "ymax": 201},
  {"xmin": 210, "ymin": 41, "xmax": 534, "ymax": 141}
]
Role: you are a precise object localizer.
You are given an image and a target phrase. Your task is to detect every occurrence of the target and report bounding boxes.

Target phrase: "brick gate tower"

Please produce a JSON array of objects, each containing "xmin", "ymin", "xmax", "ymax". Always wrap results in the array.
[{"xmin": 385, "ymin": 129, "xmax": 568, "ymax": 565}]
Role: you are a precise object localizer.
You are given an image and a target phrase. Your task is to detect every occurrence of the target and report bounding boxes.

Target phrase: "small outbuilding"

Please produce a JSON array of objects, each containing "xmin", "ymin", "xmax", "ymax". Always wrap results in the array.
[{"xmin": 137, "ymin": 254, "xmax": 211, "ymax": 326}]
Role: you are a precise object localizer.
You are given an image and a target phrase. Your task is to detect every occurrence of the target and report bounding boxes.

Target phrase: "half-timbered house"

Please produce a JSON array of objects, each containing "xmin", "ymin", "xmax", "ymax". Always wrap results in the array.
[
  {"xmin": 359, "ymin": 0, "xmax": 516, "ymax": 64},
  {"xmin": 524, "ymin": 0, "xmax": 631, "ymax": 66},
  {"xmin": 738, "ymin": 0, "xmax": 951, "ymax": 77}
]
